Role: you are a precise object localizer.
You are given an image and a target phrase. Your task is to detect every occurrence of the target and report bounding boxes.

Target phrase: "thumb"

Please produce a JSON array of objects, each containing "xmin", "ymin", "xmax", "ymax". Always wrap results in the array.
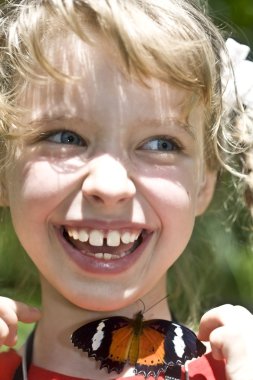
[
  {"xmin": 15, "ymin": 302, "xmax": 41, "ymax": 323},
  {"xmin": 8, "ymin": 298, "xmax": 41, "ymax": 323},
  {"xmin": 0, "ymin": 297, "xmax": 41, "ymax": 347}
]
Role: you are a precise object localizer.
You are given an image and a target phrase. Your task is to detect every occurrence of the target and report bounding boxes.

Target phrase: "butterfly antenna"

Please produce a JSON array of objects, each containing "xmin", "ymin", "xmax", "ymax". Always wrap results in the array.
[
  {"xmin": 143, "ymin": 294, "xmax": 170, "ymax": 315},
  {"xmin": 138, "ymin": 298, "xmax": 146, "ymax": 313}
]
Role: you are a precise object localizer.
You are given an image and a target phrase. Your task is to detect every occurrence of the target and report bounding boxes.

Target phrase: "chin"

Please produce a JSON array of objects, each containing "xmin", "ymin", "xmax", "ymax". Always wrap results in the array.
[{"xmin": 62, "ymin": 287, "xmax": 142, "ymax": 314}]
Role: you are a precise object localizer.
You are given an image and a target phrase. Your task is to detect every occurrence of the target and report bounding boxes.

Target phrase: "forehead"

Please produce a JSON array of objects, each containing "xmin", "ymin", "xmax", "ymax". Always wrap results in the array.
[{"xmin": 19, "ymin": 32, "xmax": 202, "ymax": 128}]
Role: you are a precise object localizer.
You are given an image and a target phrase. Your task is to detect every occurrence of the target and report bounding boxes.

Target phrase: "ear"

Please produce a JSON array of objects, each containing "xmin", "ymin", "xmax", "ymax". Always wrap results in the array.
[{"xmin": 195, "ymin": 169, "xmax": 217, "ymax": 216}]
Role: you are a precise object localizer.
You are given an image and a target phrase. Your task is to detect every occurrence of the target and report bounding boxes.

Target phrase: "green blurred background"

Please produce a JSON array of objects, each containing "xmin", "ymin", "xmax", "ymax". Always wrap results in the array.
[
  {"xmin": 0, "ymin": 0, "xmax": 253, "ymax": 347},
  {"xmin": 210, "ymin": 0, "xmax": 253, "ymax": 48}
]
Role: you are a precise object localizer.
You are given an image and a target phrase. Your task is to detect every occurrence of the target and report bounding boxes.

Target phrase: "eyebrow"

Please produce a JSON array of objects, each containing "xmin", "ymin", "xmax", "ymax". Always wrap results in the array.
[
  {"xmin": 137, "ymin": 117, "xmax": 196, "ymax": 139},
  {"xmin": 29, "ymin": 115, "xmax": 196, "ymax": 140},
  {"xmin": 29, "ymin": 115, "xmax": 77, "ymax": 125},
  {"xmin": 28, "ymin": 115, "xmax": 90, "ymax": 132}
]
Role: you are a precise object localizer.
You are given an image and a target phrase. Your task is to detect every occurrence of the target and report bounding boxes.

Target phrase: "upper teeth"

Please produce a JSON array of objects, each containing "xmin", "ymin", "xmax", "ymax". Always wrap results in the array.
[{"xmin": 66, "ymin": 228, "xmax": 141, "ymax": 247}]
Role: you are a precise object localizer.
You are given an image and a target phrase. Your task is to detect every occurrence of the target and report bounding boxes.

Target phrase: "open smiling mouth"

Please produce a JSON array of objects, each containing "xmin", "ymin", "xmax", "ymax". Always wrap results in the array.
[{"xmin": 62, "ymin": 228, "xmax": 146, "ymax": 260}]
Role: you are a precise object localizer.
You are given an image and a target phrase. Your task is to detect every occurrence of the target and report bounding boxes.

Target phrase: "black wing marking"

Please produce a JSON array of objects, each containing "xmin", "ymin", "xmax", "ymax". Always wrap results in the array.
[
  {"xmin": 71, "ymin": 316, "xmax": 130, "ymax": 373},
  {"xmin": 71, "ymin": 315, "xmax": 206, "ymax": 377},
  {"xmin": 161, "ymin": 322, "xmax": 205, "ymax": 366},
  {"xmin": 134, "ymin": 319, "xmax": 205, "ymax": 379},
  {"xmin": 165, "ymin": 365, "xmax": 182, "ymax": 380}
]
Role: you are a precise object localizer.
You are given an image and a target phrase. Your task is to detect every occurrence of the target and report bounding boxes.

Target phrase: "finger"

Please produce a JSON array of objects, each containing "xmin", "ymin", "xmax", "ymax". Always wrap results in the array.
[
  {"xmin": 198, "ymin": 304, "xmax": 234, "ymax": 340},
  {"xmin": 13, "ymin": 301, "xmax": 41, "ymax": 323},
  {"xmin": 0, "ymin": 297, "xmax": 41, "ymax": 324},
  {"xmin": 0, "ymin": 297, "xmax": 41, "ymax": 347},
  {"xmin": 0, "ymin": 315, "xmax": 19, "ymax": 347},
  {"xmin": 209, "ymin": 327, "xmax": 253, "ymax": 380},
  {"xmin": 1, "ymin": 324, "xmax": 18, "ymax": 347},
  {"xmin": 0, "ymin": 308, "xmax": 18, "ymax": 347},
  {"xmin": 198, "ymin": 304, "xmax": 252, "ymax": 341},
  {"xmin": 208, "ymin": 326, "xmax": 229, "ymax": 360},
  {"xmin": 0, "ymin": 318, "xmax": 10, "ymax": 346}
]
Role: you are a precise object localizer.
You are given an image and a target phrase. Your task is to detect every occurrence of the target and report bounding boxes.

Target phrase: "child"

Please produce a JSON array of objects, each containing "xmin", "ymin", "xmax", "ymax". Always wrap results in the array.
[{"xmin": 0, "ymin": 0, "xmax": 252, "ymax": 379}]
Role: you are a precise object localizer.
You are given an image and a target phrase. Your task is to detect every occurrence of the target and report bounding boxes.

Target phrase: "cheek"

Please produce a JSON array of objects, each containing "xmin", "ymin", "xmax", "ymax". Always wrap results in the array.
[
  {"xmin": 140, "ymin": 172, "xmax": 200, "ymax": 216},
  {"xmin": 138, "ymin": 173, "xmax": 199, "ymax": 253},
  {"xmin": 154, "ymin": 179, "xmax": 196, "ymax": 238},
  {"xmin": 6, "ymin": 159, "xmax": 76, "ymax": 224},
  {"xmin": 7, "ymin": 144, "xmax": 87, "ymax": 206}
]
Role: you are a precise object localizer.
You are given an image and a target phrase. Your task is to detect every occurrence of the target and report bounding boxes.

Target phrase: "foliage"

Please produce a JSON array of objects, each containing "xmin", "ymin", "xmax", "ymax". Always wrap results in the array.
[
  {"xmin": 0, "ymin": 210, "xmax": 40, "ymax": 305},
  {"xmin": 168, "ymin": 171, "xmax": 253, "ymax": 323},
  {"xmin": 209, "ymin": 0, "xmax": 253, "ymax": 50}
]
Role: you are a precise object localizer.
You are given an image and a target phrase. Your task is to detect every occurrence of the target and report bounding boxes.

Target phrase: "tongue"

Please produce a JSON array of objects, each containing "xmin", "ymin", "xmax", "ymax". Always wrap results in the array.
[{"xmin": 67, "ymin": 235, "xmax": 135, "ymax": 255}]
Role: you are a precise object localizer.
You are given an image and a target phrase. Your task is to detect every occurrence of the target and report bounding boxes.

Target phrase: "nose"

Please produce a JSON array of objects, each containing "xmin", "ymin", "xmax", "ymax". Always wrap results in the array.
[{"xmin": 82, "ymin": 155, "xmax": 136, "ymax": 206}]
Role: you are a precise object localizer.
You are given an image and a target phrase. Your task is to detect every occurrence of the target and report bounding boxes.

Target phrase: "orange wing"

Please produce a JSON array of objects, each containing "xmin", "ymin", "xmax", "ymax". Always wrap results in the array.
[
  {"xmin": 137, "ymin": 326, "xmax": 166, "ymax": 366},
  {"xmin": 108, "ymin": 325, "xmax": 134, "ymax": 363},
  {"xmin": 71, "ymin": 312, "xmax": 206, "ymax": 379}
]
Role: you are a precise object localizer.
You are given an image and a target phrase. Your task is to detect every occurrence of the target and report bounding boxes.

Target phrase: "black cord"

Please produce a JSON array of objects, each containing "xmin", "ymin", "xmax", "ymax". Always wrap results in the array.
[{"xmin": 13, "ymin": 329, "xmax": 35, "ymax": 380}]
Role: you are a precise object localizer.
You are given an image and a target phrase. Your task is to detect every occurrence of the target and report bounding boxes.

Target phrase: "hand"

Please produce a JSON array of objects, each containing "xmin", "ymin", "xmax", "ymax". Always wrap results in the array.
[
  {"xmin": 198, "ymin": 304, "xmax": 253, "ymax": 380},
  {"xmin": 0, "ymin": 296, "xmax": 41, "ymax": 347}
]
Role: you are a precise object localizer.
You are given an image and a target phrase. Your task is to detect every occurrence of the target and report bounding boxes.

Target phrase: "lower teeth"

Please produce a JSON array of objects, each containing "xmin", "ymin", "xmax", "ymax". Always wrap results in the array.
[{"xmin": 85, "ymin": 252, "xmax": 127, "ymax": 260}]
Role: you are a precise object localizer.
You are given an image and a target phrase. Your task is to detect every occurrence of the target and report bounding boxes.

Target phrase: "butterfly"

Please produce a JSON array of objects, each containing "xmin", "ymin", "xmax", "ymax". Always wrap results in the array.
[{"xmin": 71, "ymin": 311, "xmax": 206, "ymax": 379}]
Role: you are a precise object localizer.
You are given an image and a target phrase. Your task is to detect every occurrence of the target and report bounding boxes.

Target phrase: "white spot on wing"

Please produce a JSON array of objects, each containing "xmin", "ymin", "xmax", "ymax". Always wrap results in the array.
[
  {"xmin": 92, "ymin": 321, "xmax": 106, "ymax": 351},
  {"xmin": 172, "ymin": 323, "xmax": 186, "ymax": 358}
]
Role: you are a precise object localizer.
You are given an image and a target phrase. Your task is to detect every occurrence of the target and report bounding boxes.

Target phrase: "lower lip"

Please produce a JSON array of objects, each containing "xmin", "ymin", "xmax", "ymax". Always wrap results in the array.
[{"xmin": 56, "ymin": 229, "xmax": 153, "ymax": 275}]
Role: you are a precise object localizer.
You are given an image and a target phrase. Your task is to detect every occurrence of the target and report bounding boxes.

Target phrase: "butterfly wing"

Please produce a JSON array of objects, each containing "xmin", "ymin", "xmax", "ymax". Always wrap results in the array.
[
  {"xmin": 134, "ymin": 319, "xmax": 206, "ymax": 379},
  {"xmin": 71, "ymin": 316, "xmax": 131, "ymax": 374},
  {"xmin": 164, "ymin": 365, "xmax": 182, "ymax": 380},
  {"xmin": 71, "ymin": 315, "xmax": 206, "ymax": 379},
  {"xmin": 134, "ymin": 322, "xmax": 168, "ymax": 378},
  {"xmin": 163, "ymin": 321, "xmax": 206, "ymax": 366}
]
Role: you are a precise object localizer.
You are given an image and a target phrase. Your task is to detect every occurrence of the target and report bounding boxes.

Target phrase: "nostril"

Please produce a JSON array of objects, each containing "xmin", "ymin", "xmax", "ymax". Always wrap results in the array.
[
  {"xmin": 87, "ymin": 192, "xmax": 132, "ymax": 205},
  {"xmin": 82, "ymin": 183, "xmax": 136, "ymax": 206},
  {"xmin": 81, "ymin": 165, "xmax": 136, "ymax": 205},
  {"xmin": 91, "ymin": 195, "xmax": 103, "ymax": 203}
]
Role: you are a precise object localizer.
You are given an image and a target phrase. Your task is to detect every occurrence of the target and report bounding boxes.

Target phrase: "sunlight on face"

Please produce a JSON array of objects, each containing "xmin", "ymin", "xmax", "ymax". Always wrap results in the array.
[{"xmin": 6, "ymin": 32, "xmax": 214, "ymax": 311}]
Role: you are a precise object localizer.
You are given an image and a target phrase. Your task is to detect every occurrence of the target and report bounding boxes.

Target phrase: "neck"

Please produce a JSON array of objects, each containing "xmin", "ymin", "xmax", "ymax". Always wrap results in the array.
[{"xmin": 29, "ymin": 276, "xmax": 171, "ymax": 379}]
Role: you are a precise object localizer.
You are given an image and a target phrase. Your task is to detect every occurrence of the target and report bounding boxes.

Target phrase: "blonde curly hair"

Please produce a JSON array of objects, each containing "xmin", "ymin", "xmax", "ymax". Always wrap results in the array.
[{"xmin": 0, "ymin": 0, "xmax": 250, "ymax": 204}]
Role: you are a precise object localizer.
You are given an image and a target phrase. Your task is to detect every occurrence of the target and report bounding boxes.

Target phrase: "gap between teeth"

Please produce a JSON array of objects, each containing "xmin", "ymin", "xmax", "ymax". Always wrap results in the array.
[{"xmin": 66, "ymin": 228, "xmax": 141, "ymax": 247}]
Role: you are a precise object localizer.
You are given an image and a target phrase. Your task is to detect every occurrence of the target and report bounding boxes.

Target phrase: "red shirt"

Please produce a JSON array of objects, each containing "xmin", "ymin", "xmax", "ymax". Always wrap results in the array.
[{"xmin": 0, "ymin": 350, "xmax": 226, "ymax": 380}]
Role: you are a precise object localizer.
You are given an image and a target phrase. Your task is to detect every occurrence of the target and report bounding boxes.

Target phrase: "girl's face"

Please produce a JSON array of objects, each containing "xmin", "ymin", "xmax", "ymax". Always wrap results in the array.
[{"xmin": 5, "ymin": 34, "xmax": 216, "ymax": 311}]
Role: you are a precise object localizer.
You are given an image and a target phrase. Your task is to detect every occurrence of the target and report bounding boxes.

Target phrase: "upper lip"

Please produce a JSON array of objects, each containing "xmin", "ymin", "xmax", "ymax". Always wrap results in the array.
[{"xmin": 59, "ymin": 219, "xmax": 151, "ymax": 231}]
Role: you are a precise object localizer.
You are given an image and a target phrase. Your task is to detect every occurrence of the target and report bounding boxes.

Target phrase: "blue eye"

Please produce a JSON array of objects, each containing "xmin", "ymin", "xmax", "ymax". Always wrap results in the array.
[
  {"xmin": 47, "ymin": 131, "xmax": 85, "ymax": 146},
  {"xmin": 140, "ymin": 137, "xmax": 180, "ymax": 152}
]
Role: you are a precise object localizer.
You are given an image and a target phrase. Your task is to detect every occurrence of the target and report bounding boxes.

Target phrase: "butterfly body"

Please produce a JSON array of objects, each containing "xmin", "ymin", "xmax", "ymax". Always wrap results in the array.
[{"xmin": 71, "ymin": 312, "xmax": 206, "ymax": 379}]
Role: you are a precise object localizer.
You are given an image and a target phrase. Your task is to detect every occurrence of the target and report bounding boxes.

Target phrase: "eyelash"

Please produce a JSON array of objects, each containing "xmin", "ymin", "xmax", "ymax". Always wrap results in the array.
[
  {"xmin": 34, "ymin": 131, "xmax": 182, "ymax": 155},
  {"xmin": 38, "ymin": 130, "xmax": 87, "ymax": 147},
  {"xmin": 139, "ymin": 136, "xmax": 182, "ymax": 152}
]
